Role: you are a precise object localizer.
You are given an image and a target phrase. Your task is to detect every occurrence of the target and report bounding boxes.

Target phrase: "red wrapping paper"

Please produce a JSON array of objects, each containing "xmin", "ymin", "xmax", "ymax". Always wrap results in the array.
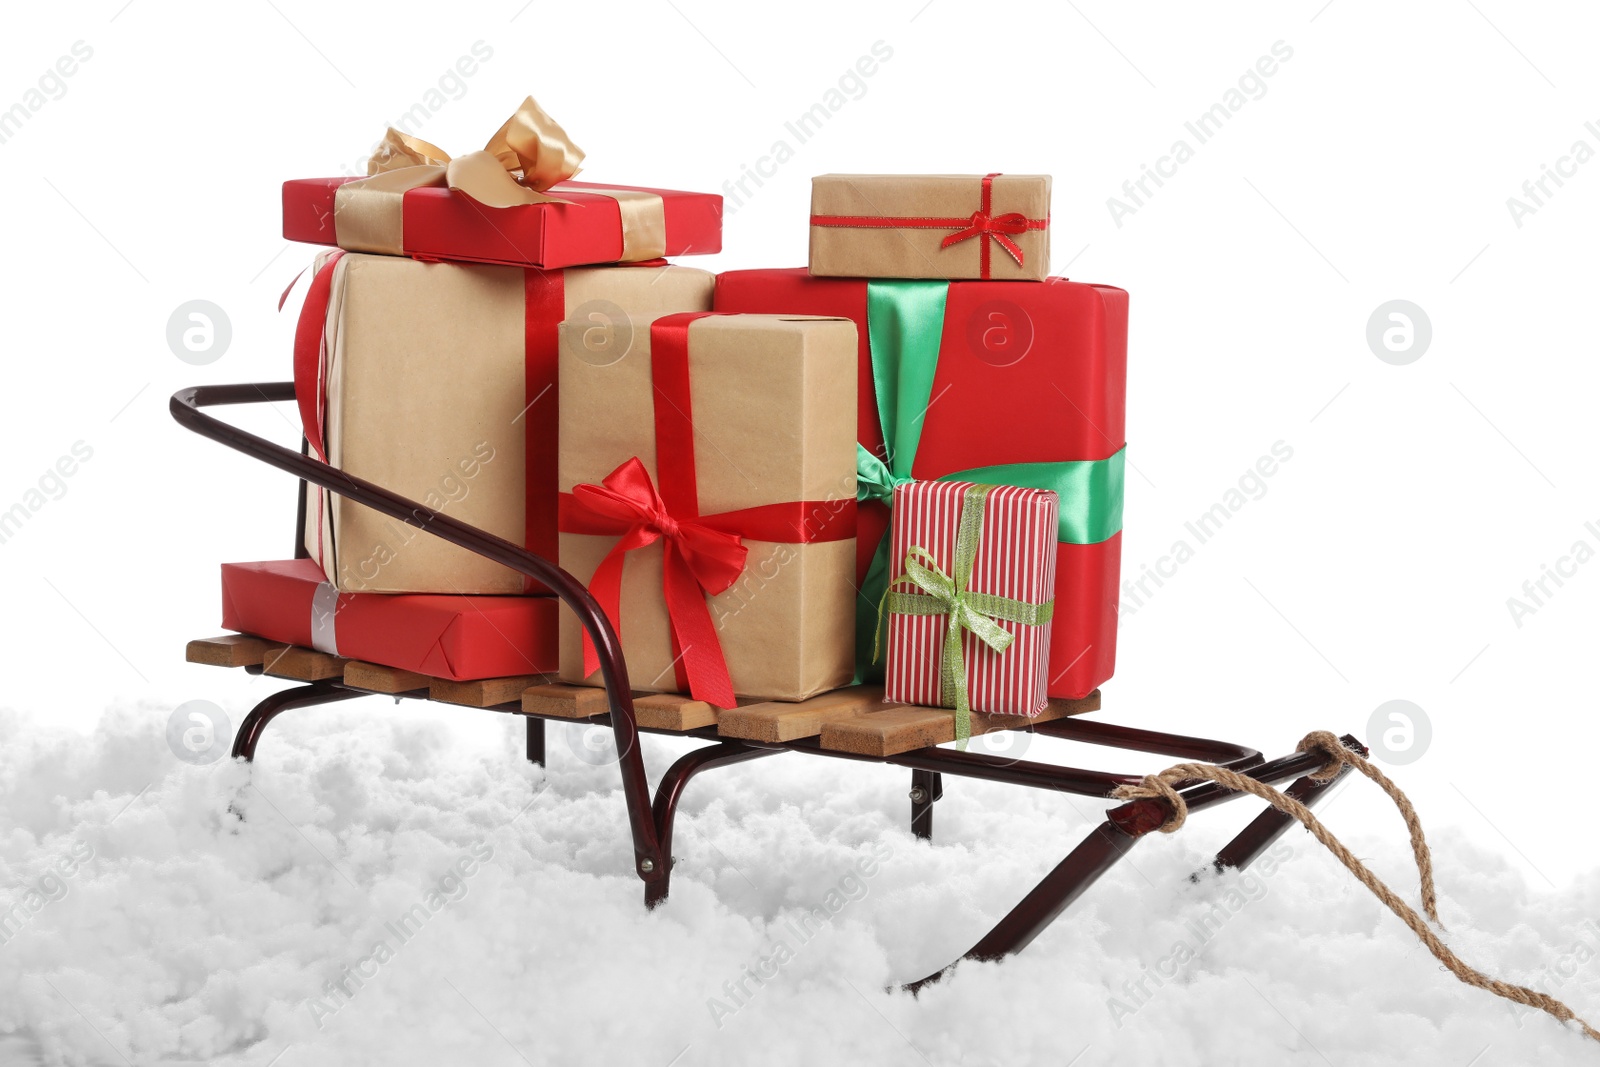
[
  {"xmin": 220, "ymin": 559, "xmax": 557, "ymax": 681},
  {"xmin": 713, "ymin": 267, "xmax": 1125, "ymax": 700},
  {"xmin": 283, "ymin": 178, "xmax": 722, "ymax": 270}
]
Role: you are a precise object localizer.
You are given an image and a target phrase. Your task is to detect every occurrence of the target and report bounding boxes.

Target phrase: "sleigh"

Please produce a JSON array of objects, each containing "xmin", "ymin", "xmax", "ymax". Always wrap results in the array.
[{"xmin": 174, "ymin": 381, "xmax": 1364, "ymax": 991}]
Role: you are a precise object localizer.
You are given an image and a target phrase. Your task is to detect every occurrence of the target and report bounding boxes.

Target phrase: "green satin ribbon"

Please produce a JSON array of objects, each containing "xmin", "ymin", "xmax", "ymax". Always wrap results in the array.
[
  {"xmin": 873, "ymin": 484, "xmax": 1055, "ymax": 740},
  {"xmin": 856, "ymin": 445, "xmax": 912, "ymax": 506},
  {"xmin": 868, "ymin": 278, "xmax": 948, "ymax": 482},
  {"xmin": 854, "ymin": 280, "xmax": 1126, "ymax": 682}
]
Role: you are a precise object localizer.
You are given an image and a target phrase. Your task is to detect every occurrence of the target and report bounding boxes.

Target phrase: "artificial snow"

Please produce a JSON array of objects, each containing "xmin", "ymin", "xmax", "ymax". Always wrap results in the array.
[{"xmin": 1, "ymin": 702, "xmax": 1598, "ymax": 1066}]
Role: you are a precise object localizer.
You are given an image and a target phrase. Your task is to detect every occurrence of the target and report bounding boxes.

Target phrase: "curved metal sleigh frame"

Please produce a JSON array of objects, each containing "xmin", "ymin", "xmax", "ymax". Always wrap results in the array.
[{"xmin": 174, "ymin": 382, "xmax": 1365, "ymax": 991}]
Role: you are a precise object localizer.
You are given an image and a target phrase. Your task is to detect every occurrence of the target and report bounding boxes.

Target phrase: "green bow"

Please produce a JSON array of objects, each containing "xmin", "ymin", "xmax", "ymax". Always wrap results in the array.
[
  {"xmin": 856, "ymin": 444, "xmax": 912, "ymax": 507},
  {"xmin": 854, "ymin": 280, "xmax": 1126, "ymax": 681},
  {"xmin": 874, "ymin": 484, "xmax": 1055, "ymax": 740}
]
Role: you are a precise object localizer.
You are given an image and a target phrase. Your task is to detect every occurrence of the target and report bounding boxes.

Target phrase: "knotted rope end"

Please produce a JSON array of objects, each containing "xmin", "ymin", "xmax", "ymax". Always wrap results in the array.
[
  {"xmin": 1110, "ymin": 770, "xmax": 1191, "ymax": 834},
  {"xmin": 1296, "ymin": 729, "xmax": 1353, "ymax": 782}
]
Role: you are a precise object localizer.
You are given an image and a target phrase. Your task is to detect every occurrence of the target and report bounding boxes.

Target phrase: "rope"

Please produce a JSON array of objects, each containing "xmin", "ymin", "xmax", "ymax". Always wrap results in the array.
[{"xmin": 1111, "ymin": 730, "xmax": 1600, "ymax": 1043}]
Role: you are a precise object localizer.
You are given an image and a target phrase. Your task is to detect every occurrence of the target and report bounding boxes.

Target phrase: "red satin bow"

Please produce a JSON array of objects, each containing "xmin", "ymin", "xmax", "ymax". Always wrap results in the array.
[
  {"xmin": 940, "ymin": 208, "xmax": 1029, "ymax": 267},
  {"xmin": 808, "ymin": 173, "xmax": 1047, "ymax": 279},
  {"xmin": 937, "ymin": 173, "xmax": 1032, "ymax": 278},
  {"xmin": 560, "ymin": 312, "xmax": 858, "ymax": 708},
  {"xmin": 561, "ymin": 456, "xmax": 746, "ymax": 710}
]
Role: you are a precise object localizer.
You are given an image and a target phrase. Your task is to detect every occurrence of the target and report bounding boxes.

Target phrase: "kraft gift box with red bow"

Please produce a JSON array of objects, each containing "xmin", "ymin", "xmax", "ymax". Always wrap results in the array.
[
  {"xmin": 557, "ymin": 313, "xmax": 859, "ymax": 706},
  {"xmin": 809, "ymin": 174, "xmax": 1051, "ymax": 281},
  {"xmin": 221, "ymin": 559, "xmax": 558, "ymax": 681},
  {"xmin": 879, "ymin": 481, "xmax": 1058, "ymax": 739},
  {"xmin": 282, "ymin": 97, "xmax": 723, "ymax": 270},
  {"xmin": 295, "ymin": 250, "xmax": 714, "ymax": 594},
  {"xmin": 713, "ymin": 268, "xmax": 1125, "ymax": 701}
]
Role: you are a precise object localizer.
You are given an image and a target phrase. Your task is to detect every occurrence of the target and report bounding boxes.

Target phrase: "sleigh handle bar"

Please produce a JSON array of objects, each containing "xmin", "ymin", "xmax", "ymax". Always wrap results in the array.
[{"xmin": 169, "ymin": 382, "xmax": 667, "ymax": 884}]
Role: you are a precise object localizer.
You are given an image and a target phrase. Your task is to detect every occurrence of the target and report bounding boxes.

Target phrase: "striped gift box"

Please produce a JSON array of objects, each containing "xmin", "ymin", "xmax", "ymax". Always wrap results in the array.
[{"xmin": 883, "ymin": 481, "xmax": 1058, "ymax": 719}]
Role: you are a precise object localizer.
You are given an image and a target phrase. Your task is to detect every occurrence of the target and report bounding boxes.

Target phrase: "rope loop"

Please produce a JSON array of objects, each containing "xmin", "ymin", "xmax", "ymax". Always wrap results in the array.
[{"xmin": 1109, "ymin": 731, "xmax": 1599, "ymax": 1043}]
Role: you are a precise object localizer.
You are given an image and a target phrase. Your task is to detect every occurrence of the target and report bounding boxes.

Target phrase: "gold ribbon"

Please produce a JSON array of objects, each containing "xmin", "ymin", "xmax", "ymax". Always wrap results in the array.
[{"xmin": 331, "ymin": 95, "xmax": 666, "ymax": 261}]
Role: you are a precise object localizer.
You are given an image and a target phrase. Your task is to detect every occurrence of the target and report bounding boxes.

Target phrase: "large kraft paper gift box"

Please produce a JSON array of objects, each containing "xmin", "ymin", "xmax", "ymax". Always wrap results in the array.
[
  {"xmin": 295, "ymin": 251, "xmax": 714, "ymax": 593},
  {"xmin": 558, "ymin": 313, "xmax": 858, "ymax": 706},
  {"xmin": 810, "ymin": 174, "xmax": 1051, "ymax": 281},
  {"xmin": 714, "ymin": 269, "xmax": 1125, "ymax": 700}
]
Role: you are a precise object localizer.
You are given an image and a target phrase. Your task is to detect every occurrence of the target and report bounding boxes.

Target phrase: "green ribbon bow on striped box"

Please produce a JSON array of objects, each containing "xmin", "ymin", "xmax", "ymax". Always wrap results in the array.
[{"xmin": 875, "ymin": 480, "xmax": 1059, "ymax": 740}]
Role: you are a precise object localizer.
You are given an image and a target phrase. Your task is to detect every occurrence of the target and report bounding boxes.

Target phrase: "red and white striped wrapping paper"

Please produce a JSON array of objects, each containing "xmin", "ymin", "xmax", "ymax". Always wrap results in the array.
[{"xmin": 883, "ymin": 481, "xmax": 1059, "ymax": 717}]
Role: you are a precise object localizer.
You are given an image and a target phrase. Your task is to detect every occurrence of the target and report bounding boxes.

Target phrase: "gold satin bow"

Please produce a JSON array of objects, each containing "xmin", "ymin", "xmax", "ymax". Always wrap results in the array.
[
  {"xmin": 332, "ymin": 95, "xmax": 666, "ymax": 261},
  {"xmin": 366, "ymin": 95, "xmax": 585, "ymax": 208}
]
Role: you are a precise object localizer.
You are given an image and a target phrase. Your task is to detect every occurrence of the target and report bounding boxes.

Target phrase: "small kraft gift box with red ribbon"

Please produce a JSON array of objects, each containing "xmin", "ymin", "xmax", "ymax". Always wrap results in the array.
[
  {"xmin": 557, "ymin": 312, "xmax": 859, "ymax": 707},
  {"xmin": 221, "ymin": 559, "xmax": 558, "ymax": 681},
  {"xmin": 810, "ymin": 173, "xmax": 1051, "ymax": 281},
  {"xmin": 295, "ymin": 250, "xmax": 714, "ymax": 594},
  {"xmin": 878, "ymin": 481, "xmax": 1057, "ymax": 740},
  {"xmin": 283, "ymin": 96, "xmax": 723, "ymax": 270},
  {"xmin": 713, "ymin": 267, "xmax": 1125, "ymax": 701}
]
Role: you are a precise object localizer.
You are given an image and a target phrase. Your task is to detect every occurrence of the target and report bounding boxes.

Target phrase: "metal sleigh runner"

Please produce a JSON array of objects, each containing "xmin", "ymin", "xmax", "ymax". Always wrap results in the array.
[{"xmin": 171, "ymin": 382, "xmax": 1600, "ymax": 1037}]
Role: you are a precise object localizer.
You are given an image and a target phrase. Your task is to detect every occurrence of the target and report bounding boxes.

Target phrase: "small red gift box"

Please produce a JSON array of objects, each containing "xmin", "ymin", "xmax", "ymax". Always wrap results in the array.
[
  {"xmin": 882, "ymin": 481, "xmax": 1058, "ymax": 727},
  {"xmin": 713, "ymin": 268, "xmax": 1126, "ymax": 700},
  {"xmin": 220, "ymin": 559, "xmax": 557, "ymax": 681}
]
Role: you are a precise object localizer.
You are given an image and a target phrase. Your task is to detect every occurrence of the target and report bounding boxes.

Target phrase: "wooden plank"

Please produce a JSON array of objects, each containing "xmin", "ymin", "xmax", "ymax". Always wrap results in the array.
[
  {"xmin": 429, "ymin": 674, "xmax": 549, "ymax": 708},
  {"xmin": 260, "ymin": 645, "xmax": 349, "ymax": 681},
  {"xmin": 522, "ymin": 683, "xmax": 610, "ymax": 720},
  {"xmin": 518, "ymin": 684, "xmax": 724, "ymax": 730},
  {"xmin": 719, "ymin": 686, "xmax": 890, "ymax": 743},
  {"xmin": 820, "ymin": 690, "xmax": 1101, "ymax": 758},
  {"xmin": 634, "ymin": 693, "xmax": 719, "ymax": 732},
  {"xmin": 186, "ymin": 634, "xmax": 274, "ymax": 668},
  {"xmin": 344, "ymin": 661, "xmax": 431, "ymax": 694}
]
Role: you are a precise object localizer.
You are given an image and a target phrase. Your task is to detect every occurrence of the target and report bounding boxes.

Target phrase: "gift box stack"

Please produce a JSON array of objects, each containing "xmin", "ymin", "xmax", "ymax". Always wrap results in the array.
[
  {"xmin": 718, "ymin": 172, "xmax": 1127, "ymax": 723},
  {"xmin": 221, "ymin": 96, "xmax": 1126, "ymax": 737}
]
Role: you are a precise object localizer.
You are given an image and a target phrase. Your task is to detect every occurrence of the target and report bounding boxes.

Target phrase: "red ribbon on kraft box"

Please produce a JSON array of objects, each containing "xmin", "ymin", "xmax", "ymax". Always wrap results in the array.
[{"xmin": 557, "ymin": 313, "xmax": 856, "ymax": 709}]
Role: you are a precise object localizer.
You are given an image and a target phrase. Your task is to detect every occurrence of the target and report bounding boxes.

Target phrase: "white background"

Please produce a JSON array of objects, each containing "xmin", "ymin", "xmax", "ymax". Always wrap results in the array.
[{"xmin": 1, "ymin": 0, "xmax": 1597, "ymax": 1059}]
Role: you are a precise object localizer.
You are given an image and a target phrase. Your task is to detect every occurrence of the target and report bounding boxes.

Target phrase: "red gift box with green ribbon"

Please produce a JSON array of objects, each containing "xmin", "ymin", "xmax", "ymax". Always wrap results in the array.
[{"xmin": 714, "ymin": 268, "xmax": 1126, "ymax": 700}]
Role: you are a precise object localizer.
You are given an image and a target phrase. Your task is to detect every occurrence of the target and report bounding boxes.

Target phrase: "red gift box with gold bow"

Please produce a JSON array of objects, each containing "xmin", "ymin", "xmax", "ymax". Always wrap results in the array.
[{"xmin": 283, "ymin": 97, "xmax": 723, "ymax": 270}]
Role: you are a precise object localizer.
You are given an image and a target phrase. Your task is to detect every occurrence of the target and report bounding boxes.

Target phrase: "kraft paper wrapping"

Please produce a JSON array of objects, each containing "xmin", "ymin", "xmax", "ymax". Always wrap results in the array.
[
  {"xmin": 809, "ymin": 173, "xmax": 1052, "ymax": 281},
  {"xmin": 306, "ymin": 253, "xmax": 714, "ymax": 593},
  {"xmin": 558, "ymin": 315, "xmax": 859, "ymax": 702}
]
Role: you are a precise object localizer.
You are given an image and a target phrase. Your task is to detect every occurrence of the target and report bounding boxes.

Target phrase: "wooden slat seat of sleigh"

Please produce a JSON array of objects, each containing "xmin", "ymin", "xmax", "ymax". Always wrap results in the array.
[{"xmin": 174, "ymin": 382, "xmax": 1363, "ymax": 991}]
